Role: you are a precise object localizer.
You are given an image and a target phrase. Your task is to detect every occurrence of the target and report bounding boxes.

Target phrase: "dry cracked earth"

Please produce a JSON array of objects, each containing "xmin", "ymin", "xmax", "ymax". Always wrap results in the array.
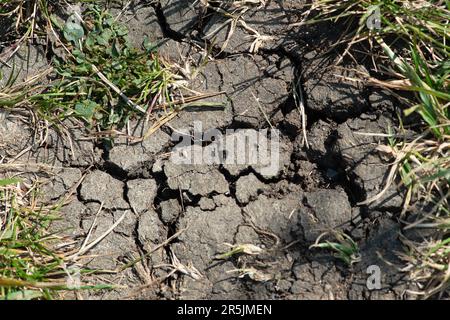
[{"xmin": 0, "ymin": 0, "xmax": 417, "ymax": 299}]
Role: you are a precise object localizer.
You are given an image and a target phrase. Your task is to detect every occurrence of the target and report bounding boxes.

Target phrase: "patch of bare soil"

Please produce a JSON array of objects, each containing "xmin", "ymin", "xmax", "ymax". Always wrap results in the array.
[{"xmin": 0, "ymin": 0, "xmax": 416, "ymax": 299}]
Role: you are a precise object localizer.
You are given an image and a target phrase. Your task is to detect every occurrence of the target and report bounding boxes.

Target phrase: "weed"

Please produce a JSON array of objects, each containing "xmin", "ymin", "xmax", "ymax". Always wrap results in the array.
[
  {"xmin": 0, "ymin": 174, "xmax": 113, "ymax": 300},
  {"xmin": 310, "ymin": 231, "xmax": 361, "ymax": 266},
  {"xmin": 31, "ymin": 4, "xmax": 176, "ymax": 131}
]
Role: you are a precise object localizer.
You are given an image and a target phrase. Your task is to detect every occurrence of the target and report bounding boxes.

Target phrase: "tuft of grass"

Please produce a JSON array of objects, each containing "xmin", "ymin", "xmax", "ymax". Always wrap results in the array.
[
  {"xmin": 310, "ymin": 231, "xmax": 361, "ymax": 266},
  {"xmin": 29, "ymin": 4, "xmax": 177, "ymax": 131},
  {"xmin": 0, "ymin": 174, "xmax": 115, "ymax": 300},
  {"xmin": 0, "ymin": 65, "xmax": 49, "ymax": 109},
  {"xmin": 308, "ymin": 0, "xmax": 449, "ymax": 297}
]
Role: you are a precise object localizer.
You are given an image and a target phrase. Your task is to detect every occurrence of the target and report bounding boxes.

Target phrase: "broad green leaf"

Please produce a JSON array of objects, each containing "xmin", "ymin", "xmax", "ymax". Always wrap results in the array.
[
  {"xmin": 85, "ymin": 35, "xmax": 96, "ymax": 48},
  {"xmin": 75, "ymin": 100, "xmax": 97, "ymax": 120},
  {"xmin": 143, "ymin": 36, "xmax": 157, "ymax": 52},
  {"xmin": 115, "ymin": 24, "xmax": 128, "ymax": 36},
  {"xmin": 111, "ymin": 40, "xmax": 121, "ymax": 58},
  {"xmin": 63, "ymin": 18, "xmax": 84, "ymax": 43},
  {"xmin": 97, "ymin": 29, "xmax": 113, "ymax": 46},
  {"xmin": 104, "ymin": 17, "xmax": 115, "ymax": 27}
]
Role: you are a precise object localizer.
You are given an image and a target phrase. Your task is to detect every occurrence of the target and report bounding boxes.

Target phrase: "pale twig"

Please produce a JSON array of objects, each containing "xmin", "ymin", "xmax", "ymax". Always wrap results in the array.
[
  {"xmin": 293, "ymin": 75, "xmax": 309, "ymax": 148},
  {"xmin": 251, "ymin": 91, "xmax": 274, "ymax": 130},
  {"xmin": 68, "ymin": 210, "xmax": 128, "ymax": 260},
  {"xmin": 78, "ymin": 202, "xmax": 104, "ymax": 254}
]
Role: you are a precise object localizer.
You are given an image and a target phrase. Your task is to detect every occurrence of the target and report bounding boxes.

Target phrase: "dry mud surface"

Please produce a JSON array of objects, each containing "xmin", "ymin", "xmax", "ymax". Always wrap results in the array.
[{"xmin": 0, "ymin": 0, "xmax": 415, "ymax": 299}]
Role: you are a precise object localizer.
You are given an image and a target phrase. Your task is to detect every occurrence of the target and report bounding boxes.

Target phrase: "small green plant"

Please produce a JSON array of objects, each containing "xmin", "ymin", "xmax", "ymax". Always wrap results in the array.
[
  {"xmin": 310, "ymin": 231, "xmax": 361, "ymax": 266},
  {"xmin": 33, "ymin": 4, "xmax": 175, "ymax": 130}
]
